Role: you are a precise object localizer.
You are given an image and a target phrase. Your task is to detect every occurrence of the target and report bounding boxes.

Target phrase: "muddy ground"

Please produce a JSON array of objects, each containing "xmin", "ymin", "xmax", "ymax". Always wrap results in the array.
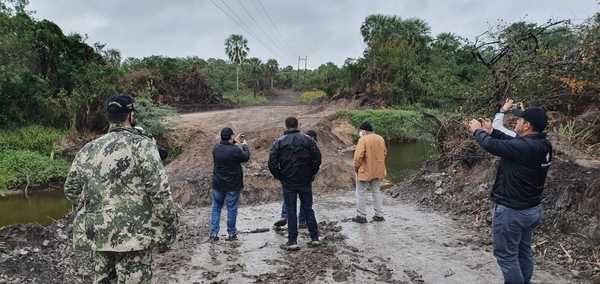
[{"xmin": 0, "ymin": 90, "xmax": 594, "ymax": 283}]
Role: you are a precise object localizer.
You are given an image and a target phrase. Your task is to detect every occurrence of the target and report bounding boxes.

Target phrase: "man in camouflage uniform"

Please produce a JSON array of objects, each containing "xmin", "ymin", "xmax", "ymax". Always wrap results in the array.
[{"xmin": 64, "ymin": 95, "xmax": 178, "ymax": 284}]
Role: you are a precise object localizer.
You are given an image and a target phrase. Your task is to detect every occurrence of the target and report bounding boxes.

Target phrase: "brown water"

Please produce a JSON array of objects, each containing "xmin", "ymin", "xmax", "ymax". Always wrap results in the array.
[
  {"xmin": 385, "ymin": 141, "xmax": 438, "ymax": 183},
  {"xmin": 0, "ymin": 142, "xmax": 434, "ymax": 228},
  {"xmin": 0, "ymin": 190, "xmax": 71, "ymax": 227}
]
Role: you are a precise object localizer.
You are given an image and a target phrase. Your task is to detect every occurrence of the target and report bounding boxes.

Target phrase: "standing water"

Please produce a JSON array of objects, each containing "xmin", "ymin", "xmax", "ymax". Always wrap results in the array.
[
  {"xmin": 385, "ymin": 141, "xmax": 438, "ymax": 183},
  {"xmin": 0, "ymin": 190, "xmax": 71, "ymax": 227}
]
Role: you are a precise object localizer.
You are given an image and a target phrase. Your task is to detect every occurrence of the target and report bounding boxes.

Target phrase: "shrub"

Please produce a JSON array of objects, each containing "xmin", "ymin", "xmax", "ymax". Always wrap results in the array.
[
  {"xmin": 223, "ymin": 89, "xmax": 268, "ymax": 106},
  {"xmin": 0, "ymin": 126, "xmax": 66, "ymax": 155},
  {"xmin": 299, "ymin": 90, "xmax": 327, "ymax": 104},
  {"xmin": 0, "ymin": 150, "xmax": 70, "ymax": 191}
]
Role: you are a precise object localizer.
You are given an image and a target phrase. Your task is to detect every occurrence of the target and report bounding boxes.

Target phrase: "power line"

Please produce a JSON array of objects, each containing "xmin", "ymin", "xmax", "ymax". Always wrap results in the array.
[
  {"xmin": 209, "ymin": 0, "xmax": 282, "ymax": 59},
  {"xmin": 217, "ymin": 0, "xmax": 286, "ymax": 59},
  {"xmin": 236, "ymin": 0, "xmax": 285, "ymax": 53}
]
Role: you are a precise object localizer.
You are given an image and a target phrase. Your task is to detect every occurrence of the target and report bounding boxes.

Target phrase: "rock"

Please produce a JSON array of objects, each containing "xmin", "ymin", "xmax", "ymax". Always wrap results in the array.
[
  {"xmin": 435, "ymin": 180, "xmax": 443, "ymax": 188},
  {"xmin": 18, "ymin": 249, "xmax": 29, "ymax": 255},
  {"xmin": 444, "ymin": 268, "xmax": 455, "ymax": 278},
  {"xmin": 42, "ymin": 240, "xmax": 50, "ymax": 247},
  {"xmin": 434, "ymin": 188, "xmax": 446, "ymax": 195}
]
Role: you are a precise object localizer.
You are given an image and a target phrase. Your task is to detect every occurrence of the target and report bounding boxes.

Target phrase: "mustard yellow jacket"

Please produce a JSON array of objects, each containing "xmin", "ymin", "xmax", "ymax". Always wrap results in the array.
[{"xmin": 353, "ymin": 133, "xmax": 387, "ymax": 181}]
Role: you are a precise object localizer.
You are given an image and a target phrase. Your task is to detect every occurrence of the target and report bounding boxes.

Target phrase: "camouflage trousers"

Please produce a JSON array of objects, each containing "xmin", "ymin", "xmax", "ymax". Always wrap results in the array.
[{"xmin": 94, "ymin": 249, "xmax": 153, "ymax": 284}]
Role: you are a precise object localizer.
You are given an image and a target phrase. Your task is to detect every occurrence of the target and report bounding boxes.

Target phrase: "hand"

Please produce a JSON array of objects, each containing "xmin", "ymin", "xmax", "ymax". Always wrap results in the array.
[
  {"xmin": 468, "ymin": 119, "xmax": 483, "ymax": 134},
  {"xmin": 481, "ymin": 118, "xmax": 493, "ymax": 134},
  {"xmin": 501, "ymin": 98, "xmax": 514, "ymax": 113}
]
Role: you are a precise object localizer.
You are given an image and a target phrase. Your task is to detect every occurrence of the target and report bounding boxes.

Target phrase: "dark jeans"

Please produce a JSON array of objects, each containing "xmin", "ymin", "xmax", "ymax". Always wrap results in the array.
[
  {"xmin": 210, "ymin": 190, "xmax": 241, "ymax": 237},
  {"xmin": 283, "ymin": 187, "xmax": 318, "ymax": 243},
  {"xmin": 281, "ymin": 201, "xmax": 306, "ymax": 225},
  {"xmin": 492, "ymin": 204, "xmax": 542, "ymax": 284}
]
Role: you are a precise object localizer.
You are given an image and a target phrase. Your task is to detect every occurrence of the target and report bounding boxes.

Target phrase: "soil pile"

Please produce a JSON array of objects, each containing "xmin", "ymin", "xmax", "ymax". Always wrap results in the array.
[{"xmin": 165, "ymin": 102, "xmax": 357, "ymax": 207}]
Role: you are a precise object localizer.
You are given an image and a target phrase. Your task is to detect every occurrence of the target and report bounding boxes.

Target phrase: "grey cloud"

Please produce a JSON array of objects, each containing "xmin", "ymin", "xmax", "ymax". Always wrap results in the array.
[{"xmin": 29, "ymin": 0, "xmax": 598, "ymax": 68}]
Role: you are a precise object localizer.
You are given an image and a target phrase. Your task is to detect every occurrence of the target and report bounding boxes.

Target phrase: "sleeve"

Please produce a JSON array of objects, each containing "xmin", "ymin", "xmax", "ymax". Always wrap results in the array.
[
  {"xmin": 474, "ymin": 129, "xmax": 525, "ymax": 160},
  {"xmin": 139, "ymin": 139, "xmax": 179, "ymax": 246},
  {"xmin": 268, "ymin": 140, "xmax": 282, "ymax": 180},
  {"xmin": 353, "ymin": 137, "xmax": 366, "ymax": 170},
  {"xmin": 236, "ymin": 144, "xmax": 251, "ymax": 163},
  {"xmin": 492, "ymin": 113, "xmax": 517, "ymax": 138},
  {"xmin": 64, "ymin": 151, "xmax": 85, "ymax": 205},
  {"xmin": 310, "ymin": 140, "xmax": 322, "ymax": 176}
]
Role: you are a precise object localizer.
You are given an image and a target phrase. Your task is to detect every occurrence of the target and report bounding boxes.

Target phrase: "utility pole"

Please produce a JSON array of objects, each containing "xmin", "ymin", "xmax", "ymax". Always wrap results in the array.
[{"xmin": 297, "ymin": 56, "xmax": 308, "ymax": 84}]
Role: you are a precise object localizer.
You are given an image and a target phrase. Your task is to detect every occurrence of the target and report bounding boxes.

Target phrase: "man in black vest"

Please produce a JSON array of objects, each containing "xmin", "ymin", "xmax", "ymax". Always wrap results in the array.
[
  {"xmin": 469, "ymin": 107, "xmax": 553, "ymax": 284},
  {"xmin": 268, "ymin": 117, "xmax": 322, "ymax": 251}
]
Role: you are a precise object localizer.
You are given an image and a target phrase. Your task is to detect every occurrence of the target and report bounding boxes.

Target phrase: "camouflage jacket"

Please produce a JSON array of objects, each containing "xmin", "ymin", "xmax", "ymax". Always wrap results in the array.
[{"xmin": 64, "ymin": 126, "xmax": 178, "ymax": 252}]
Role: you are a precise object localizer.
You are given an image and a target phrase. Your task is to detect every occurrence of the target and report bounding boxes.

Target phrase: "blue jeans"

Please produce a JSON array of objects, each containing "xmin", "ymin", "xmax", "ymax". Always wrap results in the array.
[
  {"xmin": 281, "ymin": 201, "xmax": 306, "ymax": 225},
  {"xmin": 492, "ymin": 204, "xmax": 542, "ymax": 284},
  {"xmin": 283, "ymin": 187, "xmax": 318, "ymax": 243},
  {"xmin": 210, "ymin": 190, "xmax": 241, "ymax": 237}
]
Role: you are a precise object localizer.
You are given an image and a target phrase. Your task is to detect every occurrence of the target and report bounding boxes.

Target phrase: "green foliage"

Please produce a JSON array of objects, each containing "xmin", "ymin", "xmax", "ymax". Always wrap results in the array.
[
  {"xmin": 134, "ymin": 95, "xmax": 177, "ymax": 138},
  {"xmin": 299, "ymin": 91, "xmax": 326, "ymax": 104},
  {"xmin": 0, "ymin": 126, "xmax": 66, "ymax": 154},
  {"xmin": 337, "ymin": 107, "xmax": 436, "ymax": 142},
  {"xmin": 0, "ymin": 150, "xmax": 69, "ymax": 191},
  {"xmin": 224, "ymin": 89, "xmax": 268, "ymax": 105}
]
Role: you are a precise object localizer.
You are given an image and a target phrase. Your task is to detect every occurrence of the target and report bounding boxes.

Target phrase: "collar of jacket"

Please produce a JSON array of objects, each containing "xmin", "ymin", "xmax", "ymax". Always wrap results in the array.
[
  {"xmin": 108, "ymin": 126, "xmax": 140, "ymax": 135},
  {"xmin": 284, "ymin": 129, "xmax": 300, "ymax": 135},
  {"xmin": 220, "ymin": 140, "xmax": 233, "ymax": 145}
]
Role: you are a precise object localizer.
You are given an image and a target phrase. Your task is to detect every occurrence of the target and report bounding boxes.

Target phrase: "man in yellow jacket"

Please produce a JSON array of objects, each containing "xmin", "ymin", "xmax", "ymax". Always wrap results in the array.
[{"xmin": 352, "ymin": 122, "xmax": 387, "ymax": 223}]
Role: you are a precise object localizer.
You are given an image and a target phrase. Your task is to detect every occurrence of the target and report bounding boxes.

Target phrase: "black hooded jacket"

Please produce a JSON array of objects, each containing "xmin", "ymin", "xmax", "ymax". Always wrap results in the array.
[
  {"xmin": 268, "ymin": 129, "xmax": 321, "ymax": 191},
  {"xmin": 212, "ymin": 141, "xmax": 251, "ymax": 192},
  {"xmin": 474, "ymin": 129, "xmax": 553, "ymax": 209}
]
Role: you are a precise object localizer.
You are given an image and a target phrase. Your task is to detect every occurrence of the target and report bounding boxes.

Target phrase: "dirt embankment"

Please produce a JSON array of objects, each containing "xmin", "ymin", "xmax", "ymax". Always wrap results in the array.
[
  {"xmin": 165, "ymin": 97, "xmax": 359, "ymax": 207},
  {"xmin": 390, "ymin": 126, "xmax": 600, "ymax": 282}
]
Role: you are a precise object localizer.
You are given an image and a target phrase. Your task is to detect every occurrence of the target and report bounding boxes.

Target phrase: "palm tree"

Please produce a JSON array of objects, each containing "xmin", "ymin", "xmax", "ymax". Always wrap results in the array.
[
  {"xmin": 264, "ymin": 59, "xmax": 279, "ymax": 89},
  {"xmin": 225, "ymin": 34, "xmax": 249, "ymax": 94}
]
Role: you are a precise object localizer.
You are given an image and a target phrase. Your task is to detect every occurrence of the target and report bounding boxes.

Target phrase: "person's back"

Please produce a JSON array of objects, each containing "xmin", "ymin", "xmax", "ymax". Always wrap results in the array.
[
  {"xmin": 355, "ymin": 133, "xmax": 387, "ymax": 181},
  {"xmin": 270, "ymin": 130, "xmax": 320, "ymax": 189},
  {"xmin": 212, "ymin": 141, "xmax": 250, "ymax": 192},
  {"xmin": 66, "ymin": 127, "xmax": 176, "ymax": 251}
]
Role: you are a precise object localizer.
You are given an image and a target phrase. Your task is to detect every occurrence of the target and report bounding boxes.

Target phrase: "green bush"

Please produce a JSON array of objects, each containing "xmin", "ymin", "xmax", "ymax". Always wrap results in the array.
[
  {"xmin": 0, "ymin": 150, "xmax": 70, "ymax": 191},
  {"xmin": 0, "ymin": 126, "xmax": 67, "ymax": 155},
  {"xmin": 337, "ymin": 107, "xmax": 436, "ymax": 142},
  {"xmin": 134, "ymin": 96, "xmax": 178, "ymax": 138},
  {"xmin": 299, "ymin": 90, "xmax": 327, "ymax": 104},
  {"xmin": 224, "ymin": 89, "xmax": 268, "ymax": 106}
]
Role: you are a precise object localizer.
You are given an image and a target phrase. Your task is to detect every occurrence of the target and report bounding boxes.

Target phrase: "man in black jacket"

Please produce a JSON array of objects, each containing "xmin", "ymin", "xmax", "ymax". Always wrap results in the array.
[
  {"xmin": 469, "ymin": 107, "xmax": 552, "ymax": 284},
  {"xmin": 268, "ymin": 117, "xmax": 322, "ymax": 251},
  {"xmin": 209, "ymin": 127, "xmax": 251, "ymax": 242}
]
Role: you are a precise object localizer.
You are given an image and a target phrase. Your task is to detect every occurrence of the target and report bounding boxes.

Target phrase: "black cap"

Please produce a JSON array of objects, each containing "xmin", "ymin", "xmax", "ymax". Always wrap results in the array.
[
  {"xmin": 512, "ymin": 107, "xmax": 548, "ymax": 132},
  {"xmin": 306, "ymin": 130, "xmax": 317, "ymax": 142},
  {"xmin": 220, "ymin": 127, "xmax": 234, "ymax": 140},
  {"xmin": 107, "ymin": 95, "xmax": 135, "ymax": 114},
  {"xmin": 359, "ymin": 121, "xmax": 373, "ymax": 132}
]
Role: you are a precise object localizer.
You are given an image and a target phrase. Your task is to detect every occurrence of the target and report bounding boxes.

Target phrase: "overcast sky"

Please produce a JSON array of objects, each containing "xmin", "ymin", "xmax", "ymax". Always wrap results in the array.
[{"xmin": 28, "ymin": 0, "xmax": 599, "ymax": 69}]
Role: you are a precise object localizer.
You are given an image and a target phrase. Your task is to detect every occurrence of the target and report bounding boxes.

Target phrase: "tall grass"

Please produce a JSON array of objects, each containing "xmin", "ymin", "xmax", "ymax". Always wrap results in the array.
[
  {"xmin": 0, "ymin": 126, "xmax": 67, "ymax": 155},
  {"xmin": 224, "ymin": 89, "xmax": 268, "ymax": 106},
  {"xmin": 299, "ymin": 90, "xmax": 326, "ymax": 104}
]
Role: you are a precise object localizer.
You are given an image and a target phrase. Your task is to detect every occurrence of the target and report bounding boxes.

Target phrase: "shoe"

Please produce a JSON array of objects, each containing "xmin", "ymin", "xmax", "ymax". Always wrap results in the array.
[
  {"xmin": 274, "ymin": 219, "xmax": 287, "ymax": 227},
  {"xmin": 298, "ymin": 223, "xmax": 307, "ymax": 229},
  {"xmin": 372, "ymin": 216, "xmax": 385, "ymax": 222},
  {"xmin": 280, "ymin": 242, "xmax": 300, "ymax": 251},
  {"xmin": 307, "ymin": 240, "xmax": 321, "ymax": 247},
  {"xmin": 226, "ymin": 234, "xmax": 238, "ymax": 241},
  {"xmin": 351, "ymin": 216, "xmax": 368, "ymax": 224},
  {"xmin": 208, "ymin": 235, "xmax": 219, "ymax": 242}
]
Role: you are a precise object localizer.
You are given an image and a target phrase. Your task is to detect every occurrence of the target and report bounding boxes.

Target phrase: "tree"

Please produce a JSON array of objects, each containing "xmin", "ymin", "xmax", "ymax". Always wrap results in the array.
[
  {"xmin": 264, "ymin": 58, "xmax": 279, "ymax": 89},
  {"xmin": 224, "ymin": 34, "xmax": 249, "ymax": 95},
  {"xmin": 245, "ymin": 57, "xmax": 262, "ymax": 96}
]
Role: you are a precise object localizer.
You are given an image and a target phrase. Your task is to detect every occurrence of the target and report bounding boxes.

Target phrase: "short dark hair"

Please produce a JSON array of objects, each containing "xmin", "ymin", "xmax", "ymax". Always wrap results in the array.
[
  {"xmin": 359, "ymin": 121, "xmax": 373, "ymax": 132},
  {"xmin": 285, "ymin": 117, "xmax": 298, "ymax": 129},
  {"xmin": 107, "ymin": 112, "xmax": 130, "ymax": 123}
]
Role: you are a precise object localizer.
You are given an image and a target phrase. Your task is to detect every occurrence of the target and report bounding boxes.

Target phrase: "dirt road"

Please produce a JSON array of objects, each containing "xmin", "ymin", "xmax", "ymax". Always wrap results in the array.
[
  {"xmin": 153, "ymin": 90, "xmax": 576, "ymax": 283},
  {"xmin": 154, "ymin": 193, "xmax": 573, "ymax": 284}
]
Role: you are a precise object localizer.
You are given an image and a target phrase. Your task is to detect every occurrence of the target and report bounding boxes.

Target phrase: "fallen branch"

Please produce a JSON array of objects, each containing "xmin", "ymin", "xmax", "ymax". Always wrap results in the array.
[
  {"xmin": 352, "ymin": 263, "xmax": 378, "ymax": 275},
  {"xmin": 559, "ymin": 243, "xmax": 573, "ymax": 262},
  {"xmin": 239, "ymin": 228, "xmax": 270, "ymax": 234}
]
